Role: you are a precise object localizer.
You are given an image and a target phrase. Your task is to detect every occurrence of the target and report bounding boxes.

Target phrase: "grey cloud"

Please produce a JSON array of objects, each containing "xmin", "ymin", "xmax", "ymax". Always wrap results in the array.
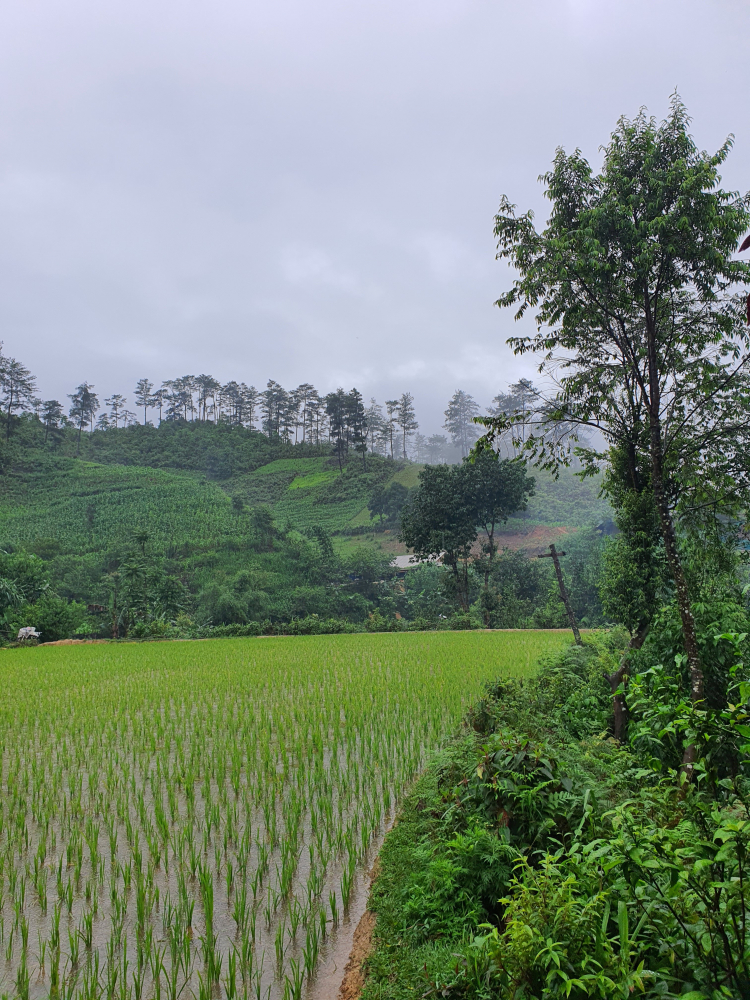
[{"xmin": 1, "ymin": 0, "xmax": 748, "ymax": 431}]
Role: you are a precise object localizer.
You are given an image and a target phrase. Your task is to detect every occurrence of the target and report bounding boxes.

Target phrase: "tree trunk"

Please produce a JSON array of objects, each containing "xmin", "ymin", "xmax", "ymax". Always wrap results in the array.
[
  {"xmin": 484, "ymin": 522, "xmax": 496, "ymax": 592},
  {"xmin": 450, "ymin": 560, "xmax": 470, "ymax": 613},
  {"xmin": 607, "ymin": 622, "xmax": 649, "ymax": 742},
  {"xmin": 651, "ymin": 473, "xmax": 702, "ymax": 696},
  {"xmin": 6, "ymin": 386, "xmax": 13, "ymax": 440},
  {"xmin": 460, "ymin": 559, "xmax": 470, "ymax": 613},
  {"xmin": 645, "ymin": 303, "xmax": 703, "ymax": 778},
  {"xmin": 651, "ymin": 464, "xmax": 703, "ymax": 777}
]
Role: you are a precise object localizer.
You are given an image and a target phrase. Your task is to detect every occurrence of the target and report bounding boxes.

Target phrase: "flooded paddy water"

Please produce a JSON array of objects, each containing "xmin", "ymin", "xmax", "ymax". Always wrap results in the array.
[{"xmin": 0, "ymin": 630, "xmax": 569, "ymax": 999}]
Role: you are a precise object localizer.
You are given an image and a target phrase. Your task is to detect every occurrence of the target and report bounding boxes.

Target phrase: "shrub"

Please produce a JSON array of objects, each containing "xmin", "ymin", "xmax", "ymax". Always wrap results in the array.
[{"xmin": 6, "ymin": 593, "xmax": 90, "ymax": 642}]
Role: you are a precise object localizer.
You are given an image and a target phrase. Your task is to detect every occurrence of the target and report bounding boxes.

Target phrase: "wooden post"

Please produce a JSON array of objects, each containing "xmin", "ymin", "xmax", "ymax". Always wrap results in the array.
[{"xmin": 538, "ymin": 544, "xmax": 582, "ymax": 645}]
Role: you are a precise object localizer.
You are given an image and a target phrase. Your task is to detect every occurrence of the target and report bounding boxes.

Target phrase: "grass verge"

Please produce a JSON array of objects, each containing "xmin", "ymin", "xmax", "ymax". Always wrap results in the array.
[{"xmin": 360, "ymin": 627, "xmax": 750, "ymax": 1000}]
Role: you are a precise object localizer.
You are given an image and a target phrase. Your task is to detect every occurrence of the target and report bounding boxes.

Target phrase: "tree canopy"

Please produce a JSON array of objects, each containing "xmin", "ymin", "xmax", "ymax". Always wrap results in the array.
[
  {"xmin": 475, "ymin": 96, "xmax": 750, "ymax": 773},
  {"xmin": 400, "ymin": 455, "xmax": 534, "ymax": 612}
]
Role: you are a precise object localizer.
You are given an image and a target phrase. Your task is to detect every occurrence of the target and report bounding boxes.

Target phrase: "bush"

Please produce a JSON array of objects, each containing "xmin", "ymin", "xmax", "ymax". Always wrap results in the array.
[
  {"xmin": 363, "ymin": 626, "xmax": 750, "ymax": 1000},
  {"xmin": 6, "ymin": 593, "xmax": 90, "ymax": 642},
  {"xmin": 470, "ymin": 783, "xmax": 750, "ymax": 999}
]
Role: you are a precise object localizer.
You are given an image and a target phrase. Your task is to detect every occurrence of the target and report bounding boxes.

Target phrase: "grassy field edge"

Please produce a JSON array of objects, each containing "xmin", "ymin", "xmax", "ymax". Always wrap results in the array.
[{"xmin": 361, "ymin": 734, "xmax": 482, "ymax": 1000}]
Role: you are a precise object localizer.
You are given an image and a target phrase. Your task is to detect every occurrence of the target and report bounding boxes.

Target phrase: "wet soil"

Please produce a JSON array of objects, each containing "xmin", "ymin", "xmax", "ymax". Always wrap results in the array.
[{"xmin": 337, "ymin": 910, "xmax": 376, "ymax": 1000}]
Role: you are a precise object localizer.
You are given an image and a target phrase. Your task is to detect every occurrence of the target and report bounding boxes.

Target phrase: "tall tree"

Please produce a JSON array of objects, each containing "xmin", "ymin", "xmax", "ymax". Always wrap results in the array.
[
  {"xmin": 306, "ymin": 390, "xmax": 325, "ymax": 444},
  {"xmin": 396, "ymin": 392, "xmax": 418, "ymax": 460},
  {"xmin": 443, "ymin": 390, "xmax": 479, "ymax": 458},
  {"xmin": 347, "ymin": 388, "xmax": 368, "ymax": 470},
  {"xmin": 294, "ymin": 384, "xmax": 316, "ymax": 443},
  {"xmin": 194, "ymin": 374, "xmax": 220, "ymax": 421},
  {"xmin": 280, "ymin": 390, "xmax": 298, "ymax": 443},
  {"xmin": 105, "ymin": 394, "xmax": 127, "ymax": 428},
  {"xmin": 426, "ymin": 434, "xmax": 448, "ymax": 463},
  {"xmin": 413, "ymin": 433, "xmax": 427, "ymax": 463},
  {"xmin": 365, "ymin": 398, "xmax": 384, "ymax": 454},
  {"xmin": 0, "ymin": 348, "xmax": 37, "ymax": 440},
  {"xmin": 68, "ymin": 383, "xmax": 99, "ymax": 453},
  {"xmin": 151, "ymin": 387, "xmax": 168, "ymax": 424},
  {"xmin": 164, "ymin": 376, "xmax": 196, "ymax": 421},
  {"xmin": 488, "ymin": 380, "xmax": 541, "ymax": 456},
  {"xmin": 325, "ymin": 388, "xmax": 348, "ymax": 470},
  {"xmin": 384, "ymin": 400, "xmax": 399, "ymax": 458},
  {"xmin": 41, "ymin": 399, "xmax": 64, "ymax": 445},
  {"xmin": 134, "ymin": 379, "xmax": 154, "ymax": 425},
  {"xmin": 219, "ymin": 381, "xmax": 241, "ymax": 424},
  {"xmin": 241, "ymin": 384, "xmax": 259, "ymax": 429},
  {"xmin": 261, "ymin": 381, "xmax": 287, "ymax": 437},
  {"xmin": 399, "ymin": 465, "xmax": 477, "ymax": 611},
  {"xmin": 476, "ymin": 97, "xmax": 750, "ymax": 775},
  {"xmin": 461, "ymin": 452, "xmax": 535, "ymax": 587}
]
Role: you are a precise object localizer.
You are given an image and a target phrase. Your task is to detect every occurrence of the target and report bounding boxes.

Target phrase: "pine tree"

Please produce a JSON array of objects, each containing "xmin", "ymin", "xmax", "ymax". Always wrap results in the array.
[
  {"xmin": 396, "ymin": 393, "xmax": 418, "ymax": 460},
  {"xmin": 261, "ymin": 381, "xmax": 287, "ymax": 437},
  {"xmin": 241, "ymin": 385, "xmax": 259, "ymax": 429},
  {"xmin": 426, "ymin": 434, "xmax": 448, "ymax": 463},
  {"xmin": 443, "ymin": 390, "xmax": 479, "ymax": 458},
  {"xmin": 194, "ymin": 375, "xmax": 221, "ymax": 421},
  {"xmin": 0, "ymin": 346, "xmax": 37, "ymax": 440},
  {"xmin": 365, "ymin": 399, "xmax": 384, "ymax": 454},
  {"xmin": 293, "ymin": 384, "xmax": 316, "ymax": 443},
  {"xmin": 134, "ymin": 379, "xmax": 154, "ymax": 425},
  {"xmin": 105, "ymin": 394, "xmax": 127, "ymax": 428},
  {"xmin": 384, "ymin": 400, "xmax": 399, "ymax": 459},
  {"xmin": 306, "ymin": 390, "xmax": 324, "ymax": 444},
  {"xmin": 347, "ymin": 389, "xmax": 368, "ymax": 470},
  {"xmin": 41, "ymin": 399, "xmax": 64, "ymax": 445},
  {"xmin": 68, "ymin": 383, "xmax": 99, "ymax": 453},
  {"xmin": 151, "ymin": 387, "xmax": 168, "ymax": 424},
  {"xmin": 325, "ymin": 389, "xmax": 348, "ymax": 470}
]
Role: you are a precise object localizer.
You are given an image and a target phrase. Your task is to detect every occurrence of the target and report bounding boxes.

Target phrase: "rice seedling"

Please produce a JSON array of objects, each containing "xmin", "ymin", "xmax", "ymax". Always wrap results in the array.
[{"xmin": 0, "ymin": 629, "xmax": 568, "ymax": 998}]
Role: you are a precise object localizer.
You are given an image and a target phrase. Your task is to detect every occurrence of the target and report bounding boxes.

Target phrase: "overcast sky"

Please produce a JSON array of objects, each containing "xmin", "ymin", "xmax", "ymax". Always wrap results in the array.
[{"xmin": 1, "ymin": 0, "xmax": 748, "ymax": 432}]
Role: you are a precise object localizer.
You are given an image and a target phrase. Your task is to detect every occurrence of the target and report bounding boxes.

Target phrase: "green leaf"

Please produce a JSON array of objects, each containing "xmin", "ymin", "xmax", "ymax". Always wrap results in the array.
[{"xmin": 617, "ymin": 900, "xmax": 628, "ymax": 953}]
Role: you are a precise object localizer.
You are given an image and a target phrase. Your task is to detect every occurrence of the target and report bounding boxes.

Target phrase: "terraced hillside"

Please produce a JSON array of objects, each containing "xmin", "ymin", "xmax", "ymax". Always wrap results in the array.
[
  {"xmin": 227, "ymin": 456, "xmax": 395, "ymax": 533},
  {"xmin": 0, "ymin": 458, "xmax": 239, "ymax": 552}
]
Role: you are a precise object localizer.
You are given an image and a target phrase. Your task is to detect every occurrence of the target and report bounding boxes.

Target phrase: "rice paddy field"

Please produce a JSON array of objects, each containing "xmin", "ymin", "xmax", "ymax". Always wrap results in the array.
[{"xmin": 0, "ymin": 630, "xmax": 570, "ymax": 1000}]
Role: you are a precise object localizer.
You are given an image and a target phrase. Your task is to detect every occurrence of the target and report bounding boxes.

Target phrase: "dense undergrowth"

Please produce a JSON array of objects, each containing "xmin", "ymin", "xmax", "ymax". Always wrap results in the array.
[{"xmin": 363, "ymin": 619, "xmax": 750, "ymax": 1000}]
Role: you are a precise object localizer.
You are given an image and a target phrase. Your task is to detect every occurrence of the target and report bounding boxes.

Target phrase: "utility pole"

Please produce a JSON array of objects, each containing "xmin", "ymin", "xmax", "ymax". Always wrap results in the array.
[{"xmin": 538, "ymin": 543, "xmax": 582, "ymax": 645}]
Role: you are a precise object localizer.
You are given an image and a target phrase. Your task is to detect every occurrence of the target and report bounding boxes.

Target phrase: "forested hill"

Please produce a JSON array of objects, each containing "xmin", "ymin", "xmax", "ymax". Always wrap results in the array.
[
  {"xmin": 22, "ymin": 415, "xmax": 290, "ymax": 477},
  {"xmin": 0, "ymin": 416, "xmax": 611, "ymax": 637},
  {"xmin": 1, "ymin": 416, "xmax": 610, "ymax": 538},
  {"xmin": 0, "ymin": 419, "xmax": 412, "ymax": 542}
]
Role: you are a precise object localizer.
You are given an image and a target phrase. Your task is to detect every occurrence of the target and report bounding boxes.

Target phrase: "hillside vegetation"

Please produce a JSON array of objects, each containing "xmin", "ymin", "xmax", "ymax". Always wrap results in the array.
[{"xmin": 0, "ymin": 417, "xmax": 611, "ymax": 639}]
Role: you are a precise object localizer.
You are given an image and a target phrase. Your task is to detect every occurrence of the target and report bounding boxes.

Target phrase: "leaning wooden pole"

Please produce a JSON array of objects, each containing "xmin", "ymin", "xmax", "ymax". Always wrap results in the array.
[{"xmin": 538, "ymin": 544, "xmax": 582, "ymax": 645}]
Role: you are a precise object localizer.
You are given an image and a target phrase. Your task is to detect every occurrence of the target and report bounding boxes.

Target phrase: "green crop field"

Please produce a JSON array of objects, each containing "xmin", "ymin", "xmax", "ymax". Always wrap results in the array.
[
  {"xmin": 0, "ymin": 461, "xmax": 239, "ymax": 553},
  {"xmin": 0, "ymin": 453, "xmax": 396, "ymax": 556},
  {"xmin": 0, "ymin": 630, "xmax": 570, "ymax": 1000}
]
